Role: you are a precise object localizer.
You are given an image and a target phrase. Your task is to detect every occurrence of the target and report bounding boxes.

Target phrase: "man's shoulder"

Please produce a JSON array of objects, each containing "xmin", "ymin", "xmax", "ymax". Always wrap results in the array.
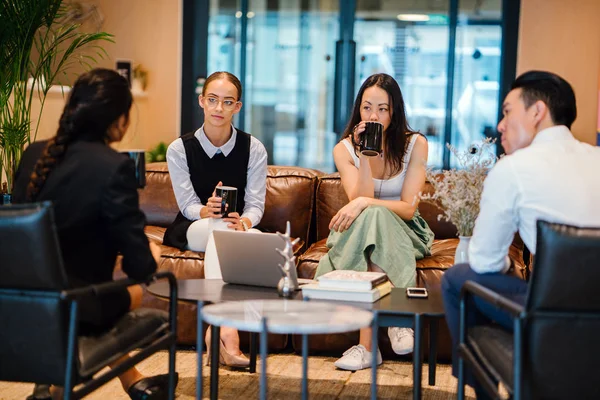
[
  {"xmin": 487, "ymin": 154, "xmax": 517, "ymax": 177},
  {"xmin": 494, "ymin": 144, "xmax": 547, "ymax": 171},
  {"xmin": 508, "ymin": 136, "xmax": 600, "ymax": 166}
]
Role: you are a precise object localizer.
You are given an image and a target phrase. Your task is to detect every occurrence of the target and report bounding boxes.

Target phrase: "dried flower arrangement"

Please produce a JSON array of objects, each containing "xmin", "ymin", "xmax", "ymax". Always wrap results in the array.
[
  {"xmin": 133, "ymin": 64, "xmax": 148, "ymax": 90},
  {"xmin": 420, "ymin": 138, "xmax": 497, "ymax": 237}
]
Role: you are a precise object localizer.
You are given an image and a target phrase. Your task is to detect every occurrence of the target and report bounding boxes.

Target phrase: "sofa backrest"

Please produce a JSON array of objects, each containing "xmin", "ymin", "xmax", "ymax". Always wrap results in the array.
[
  {"xmin": 139, "ymin": 163, "xmax": 322, "ymax": 252},
  {"xmin": 259, "ymin": 166, "xmax": 322, "ymax": 252},
  {"xmin": 139, "ymin": 163, "xmax": 179, "ymax": 227},
  {"xmin": 315, "ymin": 173, "xmax": 457, "ymax": 242}
]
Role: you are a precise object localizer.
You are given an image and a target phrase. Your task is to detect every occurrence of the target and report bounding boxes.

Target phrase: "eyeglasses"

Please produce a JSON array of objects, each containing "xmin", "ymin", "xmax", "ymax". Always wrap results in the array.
[{"xmin": 203, "ymin": 96, "xmax": 240, "ymax": 111}]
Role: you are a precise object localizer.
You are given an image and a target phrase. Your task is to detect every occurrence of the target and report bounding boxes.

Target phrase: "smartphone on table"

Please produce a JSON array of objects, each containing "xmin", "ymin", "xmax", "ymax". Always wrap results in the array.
[{"xmin": 406, "ymin": 287, "xmax": 428, "ymax": 298}]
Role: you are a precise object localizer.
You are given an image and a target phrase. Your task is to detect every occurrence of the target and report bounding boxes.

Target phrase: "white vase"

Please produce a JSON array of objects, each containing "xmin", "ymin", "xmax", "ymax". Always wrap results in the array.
[{"xmin": 454, "ymin": 236, "xmax": 471, "ymax": 265}]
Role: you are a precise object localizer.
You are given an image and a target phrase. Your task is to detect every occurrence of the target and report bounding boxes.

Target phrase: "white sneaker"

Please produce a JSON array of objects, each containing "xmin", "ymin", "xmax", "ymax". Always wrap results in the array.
[
  {"xmin": 388, "ymin": 327, "xmax": 414, "ymax": 355},
  {"xmin": 334, "ymin": 344, "xmax": 383, "ymax": 371}
]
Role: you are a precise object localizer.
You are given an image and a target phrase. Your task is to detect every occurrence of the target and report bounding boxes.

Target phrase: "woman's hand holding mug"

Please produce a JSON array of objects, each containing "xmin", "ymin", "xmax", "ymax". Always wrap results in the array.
[
  {"xmin": 200, "ymin": 181, "xmax": 224, "ymax": 218},
  {"xmin": 352, "ymin": 121, "xmax": 383, "ymax": 157},
  {"xmin": 223, "ymin": 212, "xmax": 245, "ymax": 231},
  {"xmin": 352, "ymin": 121, "xmax": 367, "ymax": 147}
]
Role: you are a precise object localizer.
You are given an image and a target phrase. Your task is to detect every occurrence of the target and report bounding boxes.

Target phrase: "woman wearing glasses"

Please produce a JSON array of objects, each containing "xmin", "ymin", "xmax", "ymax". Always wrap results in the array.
[{"xmin": 164, "ymin": 71, "xmax": 267, "ymax": 368}]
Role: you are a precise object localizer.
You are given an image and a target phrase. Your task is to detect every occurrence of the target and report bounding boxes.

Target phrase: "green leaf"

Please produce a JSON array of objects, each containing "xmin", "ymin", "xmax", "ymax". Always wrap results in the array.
[{"xmin": 0, "ymin": 0, "xmax": 114, "ymax": 182}]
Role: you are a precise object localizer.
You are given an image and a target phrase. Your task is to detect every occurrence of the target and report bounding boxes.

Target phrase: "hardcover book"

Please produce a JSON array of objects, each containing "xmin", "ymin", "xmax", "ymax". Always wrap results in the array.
[
  {"xmin": 301, "ymin": 280, "xmax": 392, "ymax": 303},
  {"xmin": 317, "ymin": 270, "xmax": 388, "ymax": 291}
]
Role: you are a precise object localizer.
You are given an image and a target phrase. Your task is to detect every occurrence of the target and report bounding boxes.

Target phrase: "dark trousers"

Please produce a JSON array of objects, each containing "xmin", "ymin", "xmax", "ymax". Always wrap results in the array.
[{"xmin": 441, "ymin": 263, "xmax": 528, "ymax": 399}]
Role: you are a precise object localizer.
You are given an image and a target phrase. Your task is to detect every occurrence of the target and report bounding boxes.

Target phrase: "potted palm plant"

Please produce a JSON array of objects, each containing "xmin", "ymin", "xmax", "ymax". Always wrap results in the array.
[{"xmin": 0, "ymin": 0, "xmax": 113, "ymax": 198}]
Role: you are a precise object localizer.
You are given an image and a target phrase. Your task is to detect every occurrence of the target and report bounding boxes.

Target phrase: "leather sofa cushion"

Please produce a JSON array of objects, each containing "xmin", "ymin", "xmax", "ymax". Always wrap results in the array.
[
  {"xmin": 145, "ymin": 225, "xmax": 166, "ymax": 243},
  {"xmin": 315, "ymin": 173, "xmax": 458, "ymax": 242},
  {"xmin": 139, "ymin": 163, "xmax": 179, "ymax": 228}
]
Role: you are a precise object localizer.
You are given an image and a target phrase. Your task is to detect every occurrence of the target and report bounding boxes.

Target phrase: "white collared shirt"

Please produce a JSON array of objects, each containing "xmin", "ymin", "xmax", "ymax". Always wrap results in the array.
[
  {"xmin": 166, "ymin": 125, "xmax": 268, "ymax": 227},
  {"xmin": 469, "ymin": 125, "xmax": 600, "ymax": 273}
]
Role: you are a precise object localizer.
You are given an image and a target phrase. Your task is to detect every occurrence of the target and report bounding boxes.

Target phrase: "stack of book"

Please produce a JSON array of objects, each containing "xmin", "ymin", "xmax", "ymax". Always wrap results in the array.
[{"xmin": 301, "ymin": 270, "xmax": 392, "ymax": 303}]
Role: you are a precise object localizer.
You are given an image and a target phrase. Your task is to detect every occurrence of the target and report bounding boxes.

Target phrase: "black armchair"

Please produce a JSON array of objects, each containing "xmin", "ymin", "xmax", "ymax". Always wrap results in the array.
[
  {"xmin": 0, "ymin": 202, "xmax": 178, "ymax": 399},
  {"xmin": 457, "ymin": 220, "xmax": 600, "ymax": 400}
]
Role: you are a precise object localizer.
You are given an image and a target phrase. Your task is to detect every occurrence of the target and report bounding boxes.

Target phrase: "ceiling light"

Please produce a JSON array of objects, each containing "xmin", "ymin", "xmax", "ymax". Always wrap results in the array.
[
  {"xmin": 247, "ymin": 11, "xmax": 255, "ymax": 18},
  {"xmin": 235, "ymin": 11, "xmax": 242, "ymax": 18},
  {"xmin": 397, "ymin": 14, "xmax": 430, "ymax": 22}
]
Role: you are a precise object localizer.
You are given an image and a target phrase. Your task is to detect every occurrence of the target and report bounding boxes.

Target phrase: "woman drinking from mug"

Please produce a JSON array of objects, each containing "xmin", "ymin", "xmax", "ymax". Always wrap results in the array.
[
  {"xmin": 316, "ymin": 73, "xmax": 434, "ymax": 371},
  {"xmin": 163, "ymin": 71, "xmax": 267, "ymax": 368}
]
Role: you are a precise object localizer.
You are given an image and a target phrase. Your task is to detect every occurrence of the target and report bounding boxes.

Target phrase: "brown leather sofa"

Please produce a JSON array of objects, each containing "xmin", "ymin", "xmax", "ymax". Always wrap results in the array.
[{"xmin": 123, "ymin": 162, "xmax": 526, "ymax": 360}]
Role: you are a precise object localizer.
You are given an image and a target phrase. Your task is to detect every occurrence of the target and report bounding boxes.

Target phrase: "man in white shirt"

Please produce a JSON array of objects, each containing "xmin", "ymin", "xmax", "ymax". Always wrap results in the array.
[{"xmin": 441, "ymin": 70, "xmax": 600, "ymax": 399}]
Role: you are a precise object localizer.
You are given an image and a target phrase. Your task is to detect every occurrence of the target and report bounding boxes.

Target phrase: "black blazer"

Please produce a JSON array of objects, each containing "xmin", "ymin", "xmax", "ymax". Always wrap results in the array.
[{"xmin": 12, "ymin": 140, "xmax": 156, "ymax": 288}]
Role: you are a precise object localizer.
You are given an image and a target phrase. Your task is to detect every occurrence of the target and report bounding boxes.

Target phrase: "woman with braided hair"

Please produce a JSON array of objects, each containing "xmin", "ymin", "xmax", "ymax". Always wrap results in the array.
[{"xmin": 12, "ymin": 69, "xmax": 174, "ymax": 400}]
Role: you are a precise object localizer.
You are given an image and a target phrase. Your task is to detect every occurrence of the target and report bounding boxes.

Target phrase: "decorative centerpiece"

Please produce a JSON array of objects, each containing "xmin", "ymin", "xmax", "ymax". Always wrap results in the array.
[
  {"xmin": 420, "ymin": 138, "xmax": 497, "ymax": 263},
  {"xmin": 275, "ymin": 221, "xmax": 300, "ymax": 298},
  {"xmin": 132, "ymin": 64, "xmax": 149, "ymax": 92}
]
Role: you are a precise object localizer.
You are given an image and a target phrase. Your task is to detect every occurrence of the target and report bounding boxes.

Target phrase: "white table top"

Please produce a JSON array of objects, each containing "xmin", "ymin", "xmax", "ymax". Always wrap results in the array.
[{"xmin": 201, "ymin": 299, "xmax": 373, "ymax": 334}]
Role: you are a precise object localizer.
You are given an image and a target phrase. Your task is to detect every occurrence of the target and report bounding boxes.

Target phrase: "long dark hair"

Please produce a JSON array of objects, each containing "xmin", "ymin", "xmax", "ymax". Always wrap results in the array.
[
  {"xmin": 26, "ymin": 68, "xmax": 133, "ymax": 201},
  {"xmin": 342, "ymin": 73, "xmax": 417, "ymax": 176}
]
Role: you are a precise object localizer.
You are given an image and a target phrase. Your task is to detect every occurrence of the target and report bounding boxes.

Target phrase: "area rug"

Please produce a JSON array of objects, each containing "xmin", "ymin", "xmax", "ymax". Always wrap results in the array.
[{"xmin": 0, "ymin": 350, "xmax": 475, "ymax": 399}]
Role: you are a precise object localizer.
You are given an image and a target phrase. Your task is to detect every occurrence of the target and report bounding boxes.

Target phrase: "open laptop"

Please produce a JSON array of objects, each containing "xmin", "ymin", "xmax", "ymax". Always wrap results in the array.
[{"xmin": 213, "ymin": 230, "xmax": 312, "ymax": 289}]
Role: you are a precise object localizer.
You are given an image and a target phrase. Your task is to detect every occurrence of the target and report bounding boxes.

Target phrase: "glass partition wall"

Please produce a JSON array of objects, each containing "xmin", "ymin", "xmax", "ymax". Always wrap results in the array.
[{"xmin": 192, "ymin": 0, "xmax": 514, "ymax": 171}]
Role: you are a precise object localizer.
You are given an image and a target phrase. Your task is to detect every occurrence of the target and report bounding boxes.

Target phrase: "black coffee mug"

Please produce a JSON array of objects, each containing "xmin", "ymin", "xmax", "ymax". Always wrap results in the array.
[
  {"xmin": 216, "ymin": 186, "xmax": 237, "ymax": 217},
  {"xmin": 352, "ymin": 121, "xmax": 383, "ymax": 157},
  {"xmin": 120, "ymin": 150, "xmax": 146, "ymax": 188}
]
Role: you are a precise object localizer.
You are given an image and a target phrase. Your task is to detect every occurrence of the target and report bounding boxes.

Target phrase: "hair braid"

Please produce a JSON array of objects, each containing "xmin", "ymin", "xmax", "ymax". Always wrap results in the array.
[{"xmin": 26, "ymin": 111, "xmax": 74, "ymax": 201}]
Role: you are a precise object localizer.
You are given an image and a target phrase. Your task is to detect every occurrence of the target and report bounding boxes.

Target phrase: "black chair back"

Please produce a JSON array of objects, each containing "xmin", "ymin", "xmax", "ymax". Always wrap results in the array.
[
  {"xmin": 0, "ymin": 202, "xmax": 72, "ymax": 384},
  {"xmin": 527, "ymin": 220, "xmax": 600, "ymax": 311},
  {"xmin": 0, "ymin": 202, "xmax": 68, "ymax": 290},
  {"xmin": 523, "ymin": 220, "xmax": 600, "ymax": 399}
]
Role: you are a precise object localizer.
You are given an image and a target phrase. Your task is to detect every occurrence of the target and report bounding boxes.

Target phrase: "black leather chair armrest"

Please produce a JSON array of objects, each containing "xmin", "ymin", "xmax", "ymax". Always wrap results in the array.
[
  {"xmin": 62, "ymin": 271, "xmax": 176, "ymax": 299},
  {"xmin": 461, "ymin": 280, "xmax": 525, "ymax": 317},
  {"xmin": 62, "ymin": 271, "xmax": 178, "ymax": 333}
]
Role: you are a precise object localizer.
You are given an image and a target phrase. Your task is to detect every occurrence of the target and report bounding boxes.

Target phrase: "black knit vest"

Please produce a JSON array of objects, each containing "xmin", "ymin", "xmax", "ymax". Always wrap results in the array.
[{"xmin": 163, "ymin": 129, "xmax": 251, "ymax": 250}]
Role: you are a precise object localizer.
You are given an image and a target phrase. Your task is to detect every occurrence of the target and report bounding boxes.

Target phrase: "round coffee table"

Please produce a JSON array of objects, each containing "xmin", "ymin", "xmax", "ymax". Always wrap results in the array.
[{"xmin": 201, "ymin": 299, "xmax": 373, "ymax": 400}]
